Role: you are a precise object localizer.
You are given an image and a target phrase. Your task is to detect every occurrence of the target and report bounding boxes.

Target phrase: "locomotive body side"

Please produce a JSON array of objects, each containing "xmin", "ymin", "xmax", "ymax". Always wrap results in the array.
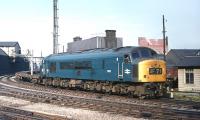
[
  {"xmin": 41, "ymin": 47, "xmax": 167, "ymax": 83},
  {"xmin": 39, "ymin": 46, "xmax": 166, "ymax": 97},
  {"xmin": 42, "ymin": 51, "xmax": 122, "ymax": 81}
]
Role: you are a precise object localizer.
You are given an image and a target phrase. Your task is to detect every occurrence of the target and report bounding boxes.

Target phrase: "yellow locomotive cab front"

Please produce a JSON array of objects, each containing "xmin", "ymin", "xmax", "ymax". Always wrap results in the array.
[{"xmin": 138, "ymin": 60, "xmax": 166, "ymax": 82}]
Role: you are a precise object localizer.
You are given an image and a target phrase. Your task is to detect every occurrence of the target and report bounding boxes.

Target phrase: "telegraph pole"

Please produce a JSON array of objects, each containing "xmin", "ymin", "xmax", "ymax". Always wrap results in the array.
[
  {"xmin": 162, "ymin": 15, "xmax": 166, "ymax": 61},
  {"xmin": 53, "ymin": 0, "xmax": 59, "ymax": 54}
]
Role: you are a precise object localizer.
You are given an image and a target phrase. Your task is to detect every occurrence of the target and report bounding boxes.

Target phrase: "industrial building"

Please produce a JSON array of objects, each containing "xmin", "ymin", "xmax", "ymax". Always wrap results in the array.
[
  {"xmin": 138, "ymin": 37, "xmax": 168, "ymax": 54},
  {"xmin": 0, "ymin": 41, "xmax": 29, "ymax": 75},
  {"xmin": 0, "ymin": 41, "xmax": 21, "ymax": 57},
  {"xmin": 0, "ymin": 48, "xmax": 11, "ymax": 75},
  {"xmin": 67, "ymin": 30, "xmax": 123, "ymax": 52}
]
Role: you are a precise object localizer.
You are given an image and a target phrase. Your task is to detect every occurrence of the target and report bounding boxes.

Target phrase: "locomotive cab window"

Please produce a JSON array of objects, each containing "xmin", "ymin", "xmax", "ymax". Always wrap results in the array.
[
  {"xmin": 132, "ymin": 52, "xmax": 140, "ymax": 59},
  {"xmin": 150, "ymin": 50, "xmax": 157, "ymax": 57},
  {"xmin": 124, "ymin": 54, "xmax": 131, "ymax": 63},
  {"xmin": 141, "ymin": 49, "xmax": 150, "ymax": 57}
]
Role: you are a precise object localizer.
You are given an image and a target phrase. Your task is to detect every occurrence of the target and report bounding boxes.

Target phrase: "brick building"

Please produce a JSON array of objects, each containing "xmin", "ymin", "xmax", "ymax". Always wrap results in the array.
[{"xmin": 138, "ymin": 37, "xmax": 168, "ymax": 54}]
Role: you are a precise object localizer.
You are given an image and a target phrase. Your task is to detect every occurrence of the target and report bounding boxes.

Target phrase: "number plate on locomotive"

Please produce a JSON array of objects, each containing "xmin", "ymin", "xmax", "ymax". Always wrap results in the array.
[{"xmin": 149, "ymin": 68, "xmax": 162, "ymax": 75}]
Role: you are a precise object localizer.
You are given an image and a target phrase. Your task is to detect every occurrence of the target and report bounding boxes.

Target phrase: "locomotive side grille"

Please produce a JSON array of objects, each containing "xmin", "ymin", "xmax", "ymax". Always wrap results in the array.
[{"xmin": 132, "ymin": 65, "xmax": 138, "ymax": 79}]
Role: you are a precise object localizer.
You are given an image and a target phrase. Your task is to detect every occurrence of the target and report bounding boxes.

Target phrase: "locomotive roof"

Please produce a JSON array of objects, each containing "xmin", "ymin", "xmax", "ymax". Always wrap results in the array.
[{"xmin": 45, "ymin": 46, "xmax": 156, "ymax": 61}]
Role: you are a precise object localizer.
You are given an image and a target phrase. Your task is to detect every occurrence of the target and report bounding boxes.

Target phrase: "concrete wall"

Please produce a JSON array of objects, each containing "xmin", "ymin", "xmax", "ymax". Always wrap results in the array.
[
  {"xmin": 67, "ymin": 37, "xmax": 123, "ymax": 52},
  {"xmin": 67, "ymin": 37, "xmax": 101, "ymax": 52},
  {"xmin": 0, "ymin": 54, "xmax": 12, "ymax": 75},
  {"xmin": 0, "ymin": 50, "xmax": 29, "ymax": 75},
  {"xmin": 12, "ymin": 57, "xmax": 29, "ymax": 72},
  {"xmin": 178, "ymin": 69, "xmax": 200, "ymax": 92}
]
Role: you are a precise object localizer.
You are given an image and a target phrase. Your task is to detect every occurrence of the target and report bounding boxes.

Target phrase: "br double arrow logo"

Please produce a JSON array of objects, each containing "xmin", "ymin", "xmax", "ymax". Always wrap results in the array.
[{"xmin": 124, "ymin": 69, "xmax": 131, "ymax": 74}]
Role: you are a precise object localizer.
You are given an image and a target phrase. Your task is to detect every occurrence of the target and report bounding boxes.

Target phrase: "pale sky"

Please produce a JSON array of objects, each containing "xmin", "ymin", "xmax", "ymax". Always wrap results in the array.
[{"xmin": 0, "ymin": 0, "xmax": 199, "ymax": 57}]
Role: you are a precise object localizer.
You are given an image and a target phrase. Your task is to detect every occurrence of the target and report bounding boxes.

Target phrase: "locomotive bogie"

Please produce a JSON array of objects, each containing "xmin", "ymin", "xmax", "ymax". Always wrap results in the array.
[{"xmin": 17, "ymin": 72, "xmax": 165, "ymax": 97}]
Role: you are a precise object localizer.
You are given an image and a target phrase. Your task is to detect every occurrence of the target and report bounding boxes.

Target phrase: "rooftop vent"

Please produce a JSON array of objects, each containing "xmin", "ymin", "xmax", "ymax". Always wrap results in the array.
[
  {"xmin": 73, "ymin": 36, "xmax": 82, "ymax": 42},
  {"xmin": 105, "ymin": 30, "xmax": 116, "ymax": 38}
]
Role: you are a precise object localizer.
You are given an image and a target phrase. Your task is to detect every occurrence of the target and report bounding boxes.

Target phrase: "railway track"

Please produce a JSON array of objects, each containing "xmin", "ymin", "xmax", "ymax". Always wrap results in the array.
[
  {"xmin": 0, "ymin": 76, "xmax": 67, "ymax": 120},
  {"xmin": 0, "ymin": 106, "xmax": 66, "ymax": 120},
  {"xmin": 0, "ymin": 76, "xmax": 200, "ymax": 119},
  {"xmin": 6, "ymin": 75, "xmax": 200, "ymax": 110}
]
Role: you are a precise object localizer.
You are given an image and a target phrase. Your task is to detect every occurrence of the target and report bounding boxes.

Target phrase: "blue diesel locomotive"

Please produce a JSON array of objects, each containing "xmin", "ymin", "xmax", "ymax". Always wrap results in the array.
[{"xmin": 39, "ymin": 46, "xmax": 166, "ymax": 97}]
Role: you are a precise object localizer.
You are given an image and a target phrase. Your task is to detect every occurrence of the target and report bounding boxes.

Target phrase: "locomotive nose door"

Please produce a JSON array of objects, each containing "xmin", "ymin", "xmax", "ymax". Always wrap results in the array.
[
  {"xmin": 117, "ymin": 54, "xmax": 132, "ymax": 81},
  {"xmin": 117, "ymin": 57, "xmax": 123, "ymax": 80},
  {"xmin": 123, "ymin": 54, "xmax": 132, "ymax": 81}
]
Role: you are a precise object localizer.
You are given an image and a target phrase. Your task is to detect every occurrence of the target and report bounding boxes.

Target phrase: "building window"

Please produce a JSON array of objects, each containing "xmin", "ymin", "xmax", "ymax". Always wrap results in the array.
[{"xmin": 185, "ymin": 69, "xmax": 194, "ymax": 84}]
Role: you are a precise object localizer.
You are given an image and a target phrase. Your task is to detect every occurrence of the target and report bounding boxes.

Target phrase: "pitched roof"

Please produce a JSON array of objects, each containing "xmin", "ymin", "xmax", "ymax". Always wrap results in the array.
[
  {"xmin": 166, "ymin": 49, "xmax": 200, "ymax": 67},
  {"xmin": 0, "ymin": 42, "xmax": 20, "ymax": 47},
  {"xmin": 0, "ymin": 48, "xmax": 7, "ymax": 56}
]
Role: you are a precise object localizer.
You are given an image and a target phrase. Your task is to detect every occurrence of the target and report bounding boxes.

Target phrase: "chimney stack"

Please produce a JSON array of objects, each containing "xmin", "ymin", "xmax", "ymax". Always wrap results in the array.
[
  {"xmin": 105, "ymin": 30, "xmax": 117, "ymax": 48},
  {"xmin": 73, "ymin": 36, "xmax": 82, "ymax": 42},
  {"xmin": 105, "ymin": 30, "xmax": 116, "ymax": 38}
]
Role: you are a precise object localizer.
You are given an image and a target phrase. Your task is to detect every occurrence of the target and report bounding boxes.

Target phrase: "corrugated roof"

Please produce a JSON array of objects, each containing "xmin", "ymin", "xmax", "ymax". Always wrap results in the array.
[
  {"xmin": 0, "ymin": 42, "xmax": 19, "ymax": 47},
  {"xmin": 167, "ymin": 49, "xmax": 200, "ymax": 67}
]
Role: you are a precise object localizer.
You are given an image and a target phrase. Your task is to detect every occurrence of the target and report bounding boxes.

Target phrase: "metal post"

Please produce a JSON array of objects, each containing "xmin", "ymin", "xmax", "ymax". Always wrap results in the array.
[
  {"xmin": 30, "ymin": 50, "xmax": 33, "ymax": 75},
  {"xmin": 162, "ymin": 15, "xmax": 166, "ymax": 61},
  {"xmin": 63, "ymin": 45, "xmax": 65, "ymax": 53},
  {"xmin": 53, "ymin": 0, "xmax": 59, "ymax": 54}
]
